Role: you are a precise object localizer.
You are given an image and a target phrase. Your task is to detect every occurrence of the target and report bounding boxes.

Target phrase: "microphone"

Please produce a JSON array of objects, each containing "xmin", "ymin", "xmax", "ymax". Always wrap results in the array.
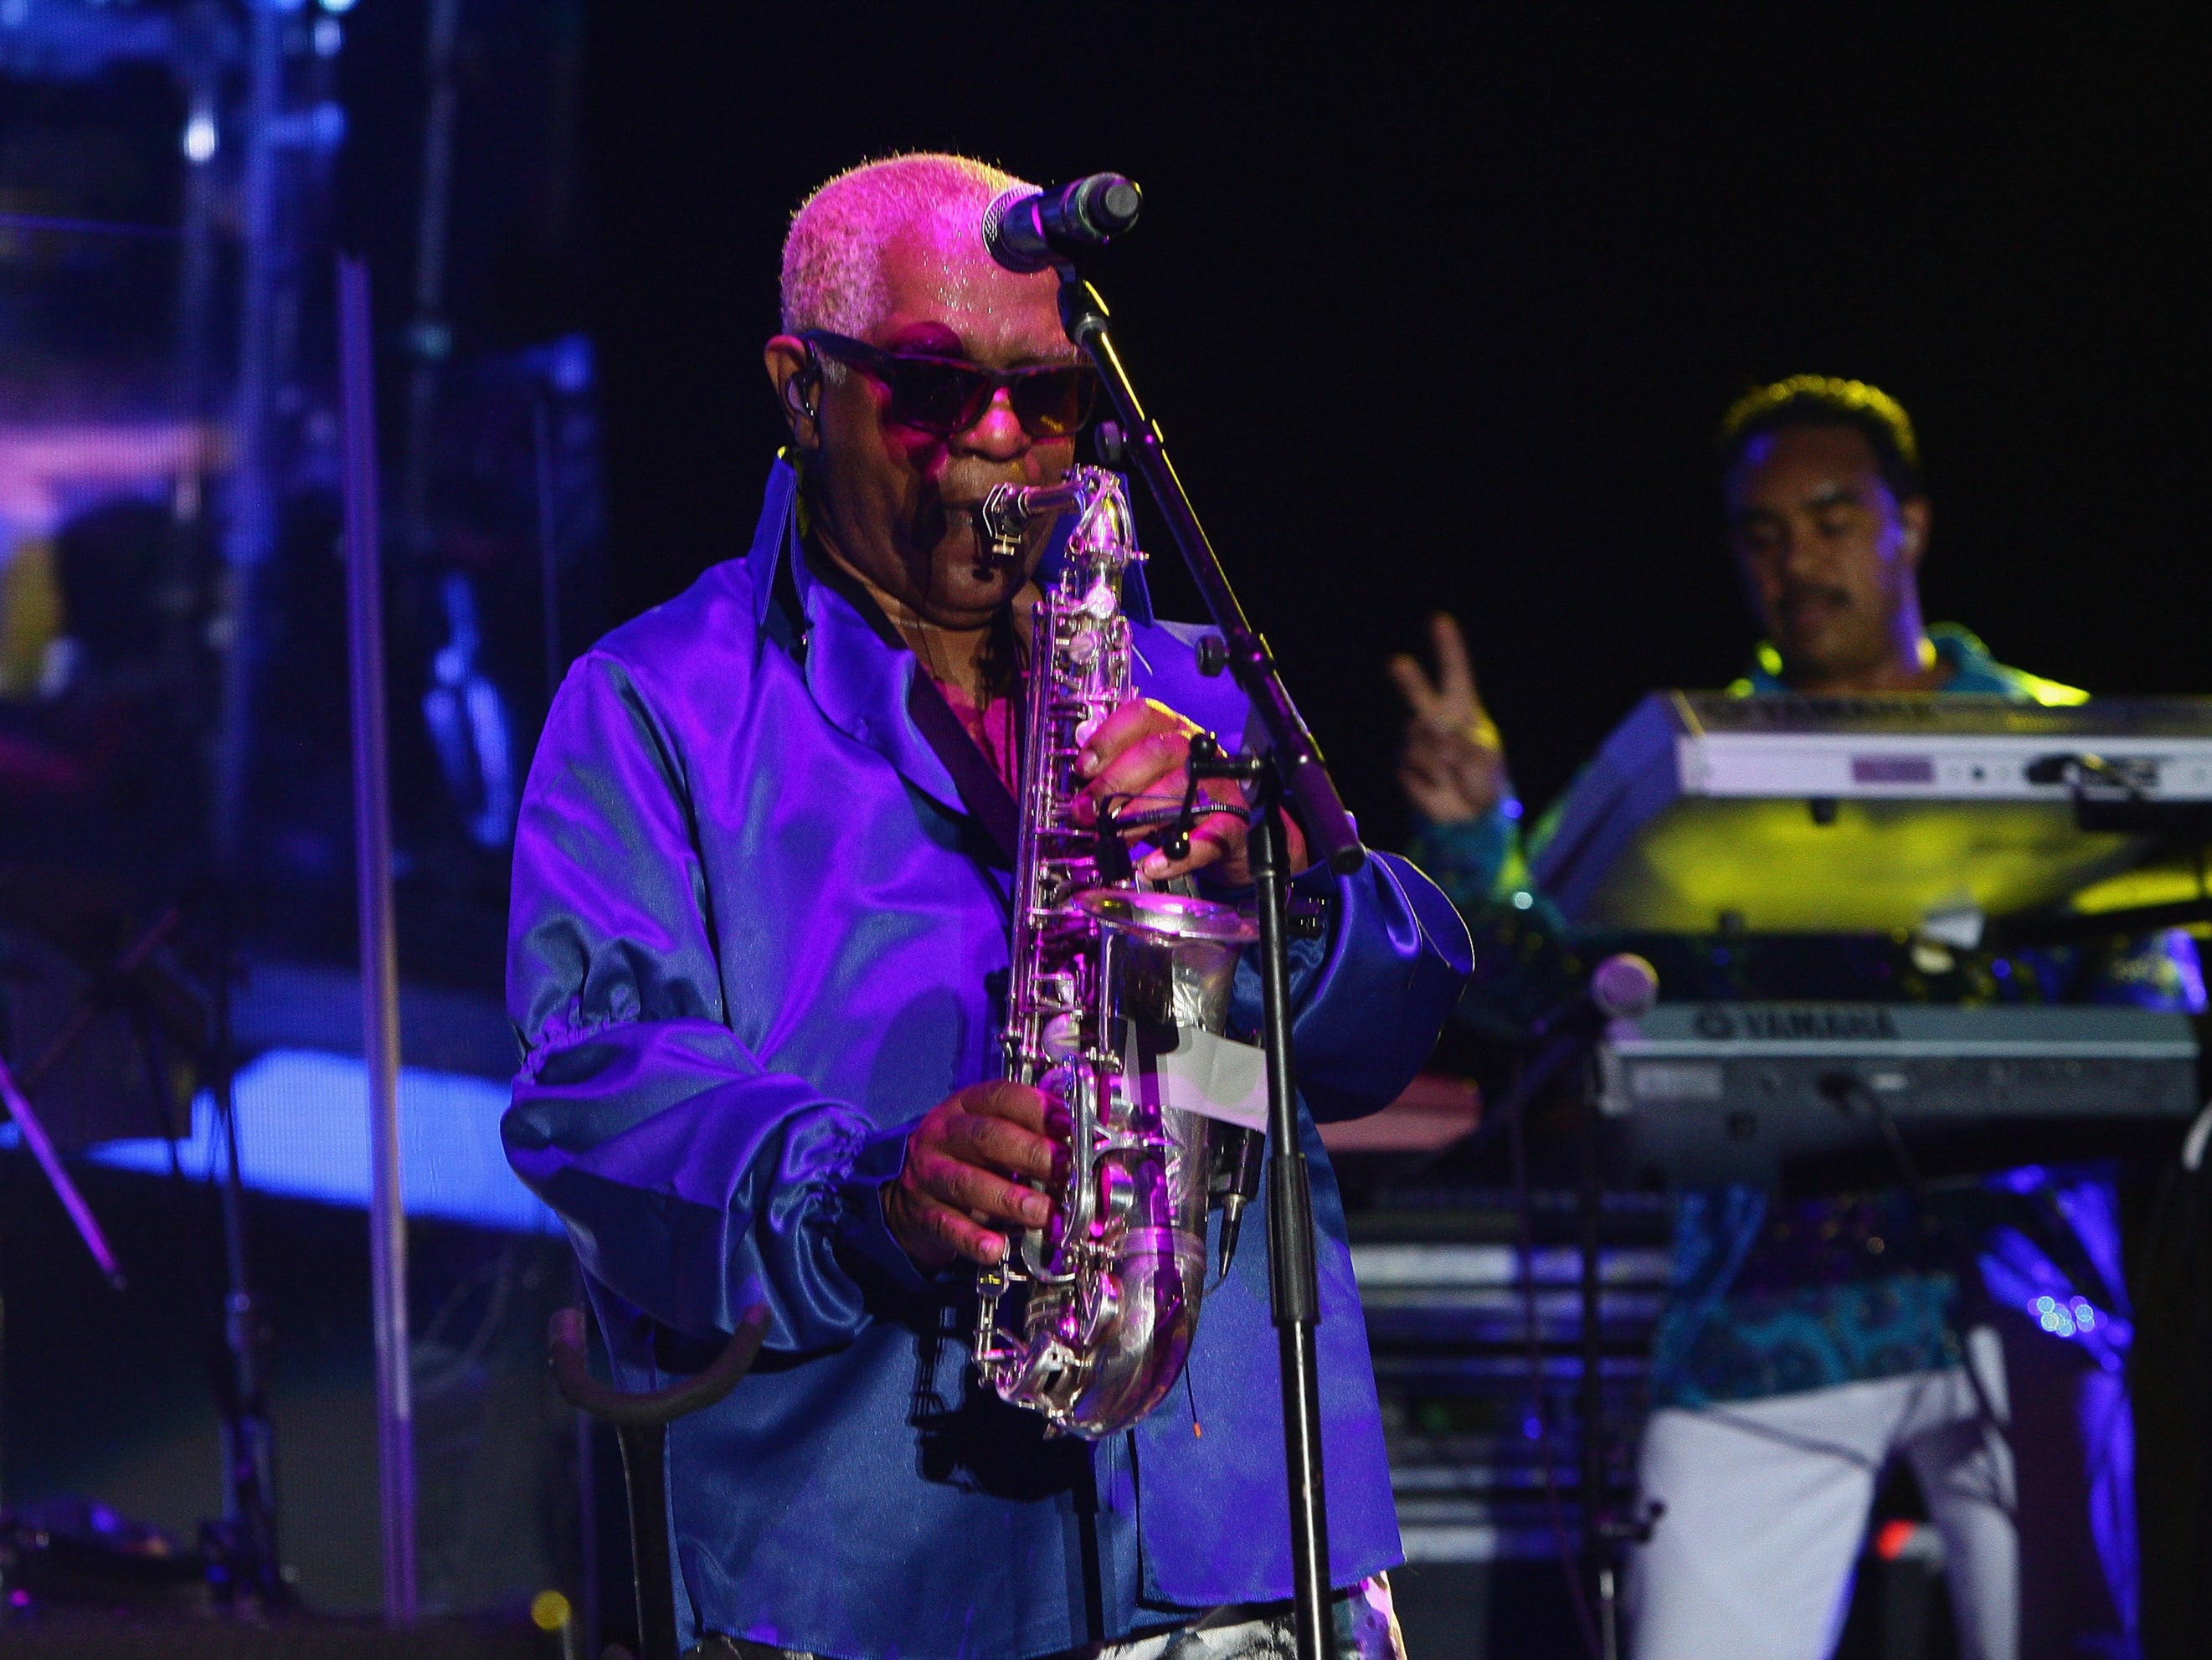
[
  {"xmin": 1515, "ymin": 953, "xmax": 1660, "ymax": 1051},
  {"xmin": 1541, "ymin": 952, "xmax": 1660, "ymax": 1035},
  {"xmin": 983, "ymin": 174, "xmax": 1143, "ymax": 274},
  {"xmin": 1400, "ymin": 953, "xmax": 1660, "ymax": 1179}
]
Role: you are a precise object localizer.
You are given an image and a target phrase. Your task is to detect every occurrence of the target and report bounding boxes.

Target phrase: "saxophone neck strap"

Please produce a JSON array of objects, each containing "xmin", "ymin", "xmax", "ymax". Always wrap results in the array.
[
  {"xmin": 903, "ymin": 663, "xmax": 1021, "ymax": 869},
  {"xmin": 790, "ymin": 539, "xmax": 1022, "ymax": 869}
]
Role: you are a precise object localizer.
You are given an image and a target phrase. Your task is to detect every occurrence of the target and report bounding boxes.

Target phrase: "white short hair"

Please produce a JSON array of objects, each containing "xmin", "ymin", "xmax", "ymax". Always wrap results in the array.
[{"xmin": 780, "ymin": 152, "xmax": 1032, "ymax": 339}]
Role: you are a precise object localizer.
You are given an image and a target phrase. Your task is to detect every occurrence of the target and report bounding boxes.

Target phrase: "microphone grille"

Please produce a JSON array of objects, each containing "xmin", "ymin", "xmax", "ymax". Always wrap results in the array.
[
  {"xmin": 1590, "ymin": 953, "xmax": 1659, "ymax": 1020},
  {"xmin": 980, "ymin": 185, "xmax": 1021, "ymax": 244},
  {"xmin": 982, "ymin": 186, "xmax": 1045, "ymax": 272}
]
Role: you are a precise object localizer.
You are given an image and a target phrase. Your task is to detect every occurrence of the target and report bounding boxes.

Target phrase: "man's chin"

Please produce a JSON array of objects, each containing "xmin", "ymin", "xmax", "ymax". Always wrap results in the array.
[
  {"xmin": 1776, "ymin": 632, "xmax": 1891, "ymax": 689},
  {"xmin": 1776, "ymin": 613, "xmax": 1849, "ymax": 664},
  {"xmin": 916, "ymin": 537, "xmax": 1029, "ymax": 621}
]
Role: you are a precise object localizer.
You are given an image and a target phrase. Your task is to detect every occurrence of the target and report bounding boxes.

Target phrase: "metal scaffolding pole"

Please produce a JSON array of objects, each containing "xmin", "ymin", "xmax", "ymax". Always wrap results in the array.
[
  {"xmin": 338, "ymin": 253, "xmax": 417, "ymax": 1625},
  {"xmin": 401, "ymin": 0, "xmax": 463, "ymax": 559},
  {"xmin": 212, "ymin": 0, "xmax": 284, "ymax": 865}
]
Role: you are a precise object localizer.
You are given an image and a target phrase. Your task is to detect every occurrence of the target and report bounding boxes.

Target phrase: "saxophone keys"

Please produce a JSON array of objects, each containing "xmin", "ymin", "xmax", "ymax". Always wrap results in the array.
[{"xmin": 1042, "ymin": 1012, "xmax": 1083, "ymax": 1058}]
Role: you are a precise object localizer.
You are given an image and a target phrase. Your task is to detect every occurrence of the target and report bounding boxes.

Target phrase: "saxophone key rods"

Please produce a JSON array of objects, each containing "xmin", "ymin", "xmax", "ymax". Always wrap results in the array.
[{"xmin": 972, "ymin": 465, "xmax": 1265, "ymax": 1440}]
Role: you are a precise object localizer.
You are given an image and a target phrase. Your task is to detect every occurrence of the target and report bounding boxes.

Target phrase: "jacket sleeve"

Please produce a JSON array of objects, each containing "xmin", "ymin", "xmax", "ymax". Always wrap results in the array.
[
  {"xmin": 1220, "ymin": 849, "xmax": 1474, "ymax": 1124},
  {"xmin": 501, "ymin": 652, "xmax": 924, "ymax": 1353}
]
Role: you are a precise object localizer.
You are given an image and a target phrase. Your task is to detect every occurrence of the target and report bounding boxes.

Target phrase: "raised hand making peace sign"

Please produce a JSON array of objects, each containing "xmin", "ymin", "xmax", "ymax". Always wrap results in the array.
[{"xmin": 1387, "ymin": 612, "xmax": 1509, "ymax": 826}]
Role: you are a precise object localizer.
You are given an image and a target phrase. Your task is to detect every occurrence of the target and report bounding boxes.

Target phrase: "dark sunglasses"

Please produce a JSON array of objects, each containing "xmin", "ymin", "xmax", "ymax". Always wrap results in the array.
[{"xmin": 800, "ymin": 330, "xmax": 1098, "ymax": 440}]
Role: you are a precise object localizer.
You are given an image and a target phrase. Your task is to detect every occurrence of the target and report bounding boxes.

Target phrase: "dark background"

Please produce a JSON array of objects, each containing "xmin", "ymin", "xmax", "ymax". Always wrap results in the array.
[{"xmin": 580, "ymin": 8, "xmax": 2209, "ymax": 851}]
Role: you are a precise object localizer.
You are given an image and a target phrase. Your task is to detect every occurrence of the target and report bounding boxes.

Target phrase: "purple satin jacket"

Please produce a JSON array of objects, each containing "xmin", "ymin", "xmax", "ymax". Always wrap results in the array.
[{"xmin": 503, "ymin": 460, "xmax": 1471, "ymax": 1658}]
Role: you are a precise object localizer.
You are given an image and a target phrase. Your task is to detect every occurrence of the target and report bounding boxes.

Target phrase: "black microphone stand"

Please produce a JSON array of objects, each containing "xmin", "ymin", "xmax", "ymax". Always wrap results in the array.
[{"xmin": 1051, "ymin": 268, "xmax": 1355, "ymax": 1660}]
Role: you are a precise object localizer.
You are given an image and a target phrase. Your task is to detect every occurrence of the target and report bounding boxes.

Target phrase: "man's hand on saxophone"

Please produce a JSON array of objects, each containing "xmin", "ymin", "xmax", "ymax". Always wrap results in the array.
[
  {"xmin": 887, "ymin": 686, "xmax": 1303, "ymax": 1275},
  {"xmin": 885, "ymin": 1081, "xmax": 1064, "ymax": 1269},
  {"xmin": 1072, "ymin": 696, "xmax": 1307, "ymax": 886}
]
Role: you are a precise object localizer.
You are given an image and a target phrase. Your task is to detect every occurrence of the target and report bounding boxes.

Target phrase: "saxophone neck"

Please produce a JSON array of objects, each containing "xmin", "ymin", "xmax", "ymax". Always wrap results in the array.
[
  {"xmin": 983, "ymin": 478, "xmax": 1083, "ymax": 529},
  {"xmin": 980, "ymin": 478, "xmax": 1079, "ymax": 564},
  {"xmin": 980, "ymin": 467, "xmax": 1126, "ymax": 568}
]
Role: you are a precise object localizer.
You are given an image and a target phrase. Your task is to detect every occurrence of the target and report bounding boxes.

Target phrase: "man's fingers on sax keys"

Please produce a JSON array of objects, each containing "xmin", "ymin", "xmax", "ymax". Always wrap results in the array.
[
  {"xmin": 1072, "ymin": 697, "xmax": 1185, "ymax": 779},
  {"xmin": 898, "ymin": 1186, "xmax": 1008, "ymax": 1268},
  {"xmin": 943, "ymin": 1107, "xmax": 1060, "ymax": 1186},
  {"xmin": 913, "ymin": 1144, "xmax": 1051, "ymax": 1230},
  {"xmin": 959, "ymin": 1079, "xmax": 1051, "ymax": 1132},
  {"xmin": 954, "ymin": 1082, "xmax": 1063, "ymax": 1172},
  {"xmin": 1068, "ymin": 701, "xmax": 1252, "ymax": 869},
  {"xmin": 1079, "ymin": 742, "xmax": 1249, "ymax": 871},
  {"xmin": 1071, "ymin": 731, "xmax": 1190, "ymax": 827},
  {"xmin": 1137, "ymin": 810, "xmax": 1242, "ymax": 881},
  {"xmin": 1072, "ymin": 702, "xmax": 1218, "ymax": 806}
]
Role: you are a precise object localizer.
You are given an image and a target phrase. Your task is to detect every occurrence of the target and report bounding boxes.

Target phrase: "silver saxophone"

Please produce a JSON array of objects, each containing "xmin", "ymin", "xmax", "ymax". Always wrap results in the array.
[{"xmin": 971, "ymin": 465, "xmax": 1258, "ymax": 1439}]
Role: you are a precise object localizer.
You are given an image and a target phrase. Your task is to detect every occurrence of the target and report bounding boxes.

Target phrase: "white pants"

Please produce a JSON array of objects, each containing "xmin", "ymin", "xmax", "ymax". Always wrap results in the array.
[{"xmin": 1626, "ymin": 1329, "xmax": 2017, "ymax": 1660}]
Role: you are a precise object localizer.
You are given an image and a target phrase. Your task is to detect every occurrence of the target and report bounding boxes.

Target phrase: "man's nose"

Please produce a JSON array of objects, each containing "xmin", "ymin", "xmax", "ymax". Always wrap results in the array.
[
  {"xmin": 1777, "ymin": 520, "xmax": 1825, "ymax": 580},
  {"xmin": 949, "ymin": 388, "xmax": 1028, "ymax": 461}
]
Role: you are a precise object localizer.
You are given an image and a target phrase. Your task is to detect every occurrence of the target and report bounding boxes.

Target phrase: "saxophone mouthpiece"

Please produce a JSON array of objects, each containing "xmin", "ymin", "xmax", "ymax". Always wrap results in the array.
[{"xmin": 980, "ymin": 480, "xmax": 1083, "ymax": 563}]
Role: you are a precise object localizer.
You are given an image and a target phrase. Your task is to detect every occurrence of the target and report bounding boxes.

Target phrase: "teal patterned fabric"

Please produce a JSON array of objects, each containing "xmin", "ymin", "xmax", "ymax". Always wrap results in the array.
[
  {"xmin": 1404, "ymin": 800, "xmax": 1525, "ymax": 917},
  {"xmin": 1648, "ymin": 1189, "xmax": 1963, "ymax": 1408},
  {"xmin": 1655, "ymin": 1274, "xmax": 1963, "ymax": 1408}
]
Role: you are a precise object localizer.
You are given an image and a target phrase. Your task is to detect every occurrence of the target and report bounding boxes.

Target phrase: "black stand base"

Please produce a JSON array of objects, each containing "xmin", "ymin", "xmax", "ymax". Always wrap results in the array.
[{"xmin": 1252, "ymin": 807, "xmax": 1336, "ymax": 1660}]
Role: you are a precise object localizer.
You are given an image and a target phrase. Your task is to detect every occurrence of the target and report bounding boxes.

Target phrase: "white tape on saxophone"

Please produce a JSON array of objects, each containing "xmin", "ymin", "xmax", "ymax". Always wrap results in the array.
[{"xmin": 1124, "ymin": 1023, "xmax": 1271, "ymax": 1132}]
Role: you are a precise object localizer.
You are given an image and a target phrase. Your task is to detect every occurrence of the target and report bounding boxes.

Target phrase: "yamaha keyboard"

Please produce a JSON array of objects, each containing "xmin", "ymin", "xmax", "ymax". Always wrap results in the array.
[
  {"xmin": 1599, "ymin": 1002, "xmax": 2201, "ymax": 1186},
  {"xmin": 1531, "ymin": 693, "xmax": 2212, "ymax": 936}
]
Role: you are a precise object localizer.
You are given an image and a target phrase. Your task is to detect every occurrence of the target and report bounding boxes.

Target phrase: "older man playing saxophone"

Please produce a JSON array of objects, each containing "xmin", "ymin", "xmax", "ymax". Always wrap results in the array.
[{"xmin": 502, "ymin": 153, "xmax": 1469, "ymax": 1660}]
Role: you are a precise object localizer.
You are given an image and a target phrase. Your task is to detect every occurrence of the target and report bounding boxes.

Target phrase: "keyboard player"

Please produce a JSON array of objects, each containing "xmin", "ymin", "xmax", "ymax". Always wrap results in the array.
[{"xmin": 1389, "ymin": 376, "xmax": 2202, "ymax": 1660}]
